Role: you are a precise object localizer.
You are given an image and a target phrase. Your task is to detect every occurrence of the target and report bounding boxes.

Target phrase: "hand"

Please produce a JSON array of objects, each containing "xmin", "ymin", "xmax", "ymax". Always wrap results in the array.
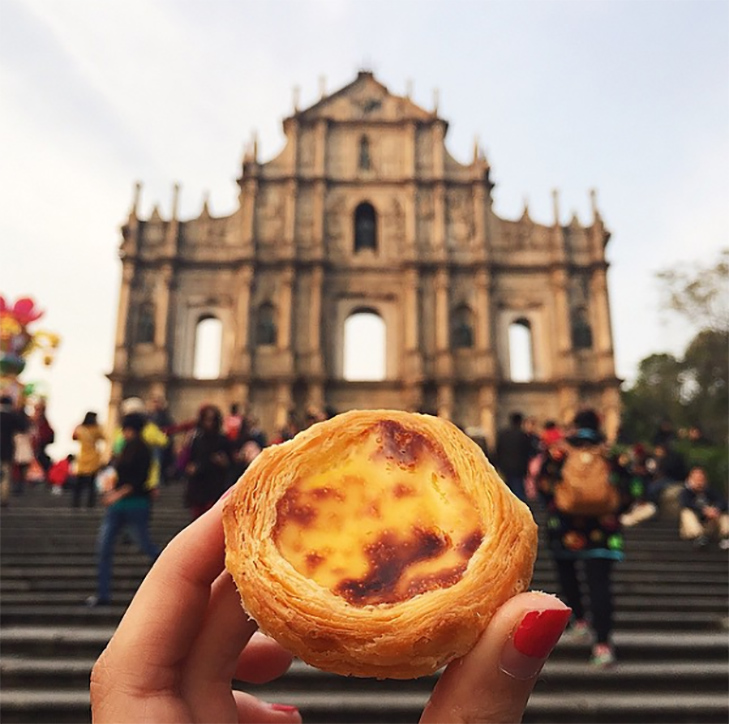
[
  {"xmin": 704, "ymin": 506, "xmax": 719, "ymax": 520},
  {"xmin": 102, "ymin": 490, "xmax": 122, "ymax": 507},
  {"xmin": 185, "ymin": 463, "xmax": 198, "ymax": 476},
  {"xmin": 91, "ymin": 497, "xmax": 569, "ymax": 724}
]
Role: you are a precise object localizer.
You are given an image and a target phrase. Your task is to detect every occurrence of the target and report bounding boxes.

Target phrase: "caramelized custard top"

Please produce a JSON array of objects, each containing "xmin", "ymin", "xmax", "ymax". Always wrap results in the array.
[{"xmin": 273, "ymin": 420, "xmax": 484, "ymax": 606}]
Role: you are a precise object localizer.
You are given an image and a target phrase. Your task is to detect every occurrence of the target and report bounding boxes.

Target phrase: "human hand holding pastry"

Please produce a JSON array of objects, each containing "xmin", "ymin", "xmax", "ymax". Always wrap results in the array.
[
  {"xmin": 91, "ymin": 495, "xmax": 569, "ymax": 723},
  {"xmin": 92, "ymin": 411, "xmax": 570, "ymax": 723}
]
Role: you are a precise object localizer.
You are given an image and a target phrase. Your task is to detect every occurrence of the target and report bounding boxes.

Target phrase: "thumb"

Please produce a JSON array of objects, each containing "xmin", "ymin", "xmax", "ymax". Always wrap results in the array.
[{"xmin": 420, "ymin": 592, "xmax": 570, "ymax": 724}]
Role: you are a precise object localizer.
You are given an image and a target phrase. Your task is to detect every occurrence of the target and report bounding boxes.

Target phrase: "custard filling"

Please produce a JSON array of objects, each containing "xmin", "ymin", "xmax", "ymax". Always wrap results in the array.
[{"xmin": 273, "ymin": 420, "xmax": 484, "ymax": 606}]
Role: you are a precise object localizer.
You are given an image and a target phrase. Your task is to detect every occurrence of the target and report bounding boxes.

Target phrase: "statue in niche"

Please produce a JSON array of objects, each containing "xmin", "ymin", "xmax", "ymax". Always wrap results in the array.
[
  {"xmin": 256, "ymin": 303, "xmax": 277, "ymax": 346},
  {"xmin": 359, "ymin": 136, "xmax": 371, "ymax": 171},
  {"xmin": 571, "ymin": 308, "xmax": 593, "ymax": 349},
  {"xmin": 451, "ymin": 306, "xmax": 475, "ymax": 348},
  {"xmin": 137, "ymin": 303, "xmax": 155, "ymax": 344}
]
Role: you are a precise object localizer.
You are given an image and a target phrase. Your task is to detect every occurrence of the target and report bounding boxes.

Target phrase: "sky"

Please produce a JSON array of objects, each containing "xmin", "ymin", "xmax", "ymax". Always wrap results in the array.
[{"xmin": 1, "ymin": 0, "xmax": 727, "ymax": 457}]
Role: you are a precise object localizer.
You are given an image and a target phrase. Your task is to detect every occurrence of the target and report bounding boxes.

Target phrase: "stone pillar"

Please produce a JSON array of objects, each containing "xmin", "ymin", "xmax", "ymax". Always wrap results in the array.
[
  {"xmin": 113, "ymin": 262, "xmax": 135, "ymax": 371},
  {"xmin": 432, "ymin": 121, "xmax": 446, "ymax": 254},
  {"xmin": 437, "ymin": 384, "xmax": 453, "ymax": 420},
  {"xmin": 590, "ymin": 266, "xmax": 616, "ymax": 377},
  {"xmin": 277, "ymin": 266, "xmax": 294, "ymax": 352},
  {"xmin": 550, "ymin": 268, "xmax": 574, "ymax": 378},
  {"xmin": 312, "ymin": 181, "xmax": 325, "ymax": 257},
  {"xmin": 154, "ymin": 264, "xmax": 173, "ymax": 351},
  {"xmin": 478, "ymin": 385, "xmax": 497, "ymax": 450},
  {"xmin": 314, "ymin": 119, "xmax": 327, "ymax": 178},
  {"xmin": 275, "ymin": 382, "xmax": 292, "ymax": 429},
  {"xmin": 474, "ymin": 268, "xmax": 492, "ymax": 350},
  {"xmin": 473, "ymin": 182, "xmax": 486, "ymax": 253},
  {"xmin": 435, "ymin": 268, "xmax": 450, "ymax": 353},
  {"xmin": 403, "ymin": 266, "xmax": 422, "ymax": 382},
  {"xmin": 601, "ymin": 386, "xmax": 621, "ymax": 443},
  {"xmin": 107, "ymin": 380, "xmax": 124, "ymax": 441},
  {"xmin": 308, "ymin": 265, "xmax": 324, "ymax": 376},
  {"xmin": 233, "ymin": 265, "xmax": 253, "ymax": 374},
  {"xmin": 284, "ymin": 179, "xmax": 297, "ymax": 251}
]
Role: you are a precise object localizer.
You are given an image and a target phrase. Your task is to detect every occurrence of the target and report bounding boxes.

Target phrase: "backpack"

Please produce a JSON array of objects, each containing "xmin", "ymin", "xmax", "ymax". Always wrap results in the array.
[{"xmin": 554, "ymin": 444, "xmax": 619, "ymax": 516}]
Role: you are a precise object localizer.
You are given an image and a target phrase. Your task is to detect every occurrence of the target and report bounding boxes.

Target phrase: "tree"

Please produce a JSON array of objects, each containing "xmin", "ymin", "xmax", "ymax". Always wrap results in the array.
[
  {"xmin": 621, "ymin": 249, "xmax": 729, "ymax": 447},
  {"xmin": 656, "ymin": 248, "xmax": 729, "ymax": 332}
]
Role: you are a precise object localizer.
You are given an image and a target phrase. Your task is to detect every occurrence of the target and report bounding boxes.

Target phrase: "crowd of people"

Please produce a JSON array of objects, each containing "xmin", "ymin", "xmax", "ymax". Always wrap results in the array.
[
  {"xmin": 1, "ymin": 393, "xmax": 726, "ymax": 669},
  {"xmin": 492, "ymin": 408, "xmax": 728, "ymax": 669}
]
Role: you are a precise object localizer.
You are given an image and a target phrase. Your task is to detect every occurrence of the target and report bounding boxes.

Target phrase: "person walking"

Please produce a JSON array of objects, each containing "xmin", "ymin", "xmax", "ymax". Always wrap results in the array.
[
  {"xmin": 537, "ymin": 408, "xmax": 644, "ymax": 667},
  {"xmin": 72, "ymin": 411, "xmax": 106, "ymax": 508},
  {"xmin": 86, "ymin": 414, "xmax": 160, "ymax": 607},
  {"xmin": 183, "ymin": 405, "xmax": 232, "ymax": 520},
  {"xmin": 495, "ymin": 412, "xmax": 533, "ymax": 503}
]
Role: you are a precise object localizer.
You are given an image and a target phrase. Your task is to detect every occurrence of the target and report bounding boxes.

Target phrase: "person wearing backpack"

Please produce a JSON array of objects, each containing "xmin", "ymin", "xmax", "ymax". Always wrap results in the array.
[{"xmin": 537, "ymin": 408, "xmax": 644, "ymax": 668}]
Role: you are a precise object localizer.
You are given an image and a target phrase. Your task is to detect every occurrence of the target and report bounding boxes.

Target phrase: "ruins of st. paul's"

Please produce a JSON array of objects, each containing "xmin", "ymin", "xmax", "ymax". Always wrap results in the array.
[{"xmin": 109, "ymin": 71, "xmax": 621, "ymax": 443}]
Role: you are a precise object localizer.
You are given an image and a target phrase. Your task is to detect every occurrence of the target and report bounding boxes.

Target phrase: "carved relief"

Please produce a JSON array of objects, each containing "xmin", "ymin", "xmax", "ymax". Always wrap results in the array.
[
  {"xmin": 416, "ymin": 189, "xmax": 433, "ymax": 248},
  {"xmin": 257, "ymin": 185, "xmax": 286, "ymax": 243},
  {"xmin": 325, "ymin": 194, "xmax": 346, "ymax": 251},
  {"xmin": 446, "ymin": 189, "xmax": 474, "ymax": 248},
  {"xmin": 384, "ymin": 198, "xmax": 405, "ymax": 247},
  {"xmin": 296, "ymin": 187, "xmax": 314, "ymax": 248}
]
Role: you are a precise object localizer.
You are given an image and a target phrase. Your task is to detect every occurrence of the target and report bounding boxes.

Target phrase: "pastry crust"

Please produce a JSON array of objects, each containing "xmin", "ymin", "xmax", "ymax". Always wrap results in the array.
[{"xmin": 223, "ymin": 409, "xmax": 537, "ymax": 679}]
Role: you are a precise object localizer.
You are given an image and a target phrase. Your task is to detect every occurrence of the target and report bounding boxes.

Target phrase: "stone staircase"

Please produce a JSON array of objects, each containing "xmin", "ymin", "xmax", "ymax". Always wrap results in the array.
[{"xmin": 1, "ymin": 486, "xmax": 727, "ymax": 724}]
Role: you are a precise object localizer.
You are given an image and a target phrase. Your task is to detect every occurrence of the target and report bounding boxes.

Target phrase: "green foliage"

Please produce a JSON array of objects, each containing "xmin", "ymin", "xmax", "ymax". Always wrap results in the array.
[{"xmin": 620, "ymin": 250, "xmax": 728, "ymax": 493}]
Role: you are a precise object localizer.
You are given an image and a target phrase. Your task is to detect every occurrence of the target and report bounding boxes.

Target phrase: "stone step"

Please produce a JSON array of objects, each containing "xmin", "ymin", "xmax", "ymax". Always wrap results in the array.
[
  {"xmin": 3, "ymin": 581, "xmax": 726, "ymax": 606},
  {"xmin": 1, "ymin": 689, "xmax": 727, "ymax": 724},
  {"xmin": 2, "ymin": 607, "xmax": 725, "ymax": 631},
  {"xmin": 2, "ymin": 597, "xmax": 726, "ymax": 628},
  {"xmin": 2, "ymin": 656, "xmax": 725, "ymax": 695},
  {"xmin": 2, "ymin": 626, "xmax": 726, "ymax": 661}
]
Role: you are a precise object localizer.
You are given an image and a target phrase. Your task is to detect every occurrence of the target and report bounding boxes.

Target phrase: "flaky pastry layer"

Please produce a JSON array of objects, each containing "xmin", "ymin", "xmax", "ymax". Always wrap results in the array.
[{"xmin": 223, "ymin": 409, "xmax": 537, "ymax": 679}]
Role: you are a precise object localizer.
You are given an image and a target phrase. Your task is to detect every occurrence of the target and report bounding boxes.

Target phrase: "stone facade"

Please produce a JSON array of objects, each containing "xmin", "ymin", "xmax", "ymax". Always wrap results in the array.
[{"xmin": 108, "ymin": 71, "xmax": 621, "ymax": 445}]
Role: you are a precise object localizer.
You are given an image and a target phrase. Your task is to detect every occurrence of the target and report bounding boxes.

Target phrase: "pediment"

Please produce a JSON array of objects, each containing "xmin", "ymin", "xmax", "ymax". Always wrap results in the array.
[{"xmin": 295, "ymin": 71, "xmax": 434, "ymax": 124}]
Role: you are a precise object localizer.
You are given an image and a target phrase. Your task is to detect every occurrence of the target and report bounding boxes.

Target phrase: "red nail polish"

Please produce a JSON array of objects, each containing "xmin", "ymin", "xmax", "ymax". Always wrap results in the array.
[
  {"xmin": 270, "ymin": 703, "xmax": 299, "ymax": 713},
  {"xmin": 513, "ymin": 608, "xmax": 572, "ymax": 659}
]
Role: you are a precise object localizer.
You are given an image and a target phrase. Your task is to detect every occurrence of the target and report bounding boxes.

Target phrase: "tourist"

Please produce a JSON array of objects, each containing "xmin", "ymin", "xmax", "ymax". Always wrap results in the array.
[
  {"xmin": 72, "ymin": 411, "xmax": 106, "ymax": 508},
  {"xmin": 183, "ymin": 404, "xmax": 232, "ymax": 520},
  {"xmin": 88, "ymin": 494, "xmax": 570, "ymax": 723},
  {"xmin": 537, "ymin": 408, "xmax": 644, "ymax": 667},
  {"xmin": 12, "ymin": 402, "xmax": 33, "ymax": 495},
  {"xmin": 112, "ymin": 397, "xmax": 168, "ymax": 498},
  {"xmin": 678, "ymin": 466, "xmax": 729, "ymax": 549},
  {"xmin": 495, "ymin": 411, "xmax": 532, "ymax": 502},
  {"xmin": 0, "ymin": 395, "xmax": 21, "ymax": 507},
  {"xmin": 30, "ymin": 398, "xmax": 55, "ymax": 480},
  {"xmin": 86, "ymin": 414, "xmax": 160, "ymax": 607},
  {"xmin": 147, "ymin": 394, "xmax": 175, "ymax": 485}
]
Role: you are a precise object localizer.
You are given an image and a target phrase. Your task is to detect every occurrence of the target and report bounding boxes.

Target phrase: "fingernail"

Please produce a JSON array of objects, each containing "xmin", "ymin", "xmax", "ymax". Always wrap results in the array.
[
  {"xmin": 269, "ymin": 703, "xmax": 299, "ymax": 714},
  {"xmin": 499, "ymin": 607, "xmax": 571, "ymax": 680}
]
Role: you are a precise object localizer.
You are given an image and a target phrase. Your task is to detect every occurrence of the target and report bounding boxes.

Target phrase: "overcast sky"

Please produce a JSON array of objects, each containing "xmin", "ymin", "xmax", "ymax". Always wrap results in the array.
[{"xmin": 1, "ymin": 0, "xmax": 727, "ymax": 456}]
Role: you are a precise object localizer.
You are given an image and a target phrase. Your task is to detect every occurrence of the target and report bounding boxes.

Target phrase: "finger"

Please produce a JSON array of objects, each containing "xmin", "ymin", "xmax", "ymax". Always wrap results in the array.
[
  {"xmin": 420, "ymin": 592, "xmax": 570, "ymax": 724},
  {"xmin": 181, "ymin": 571, "xmax": 258, "ymax": 721},
  {"xmin": 100, "ymin": 496, "xmax": 229, "ymax": 693},
  {"xmin": 233, "ymin": 691, "xmax": 302, "ymax": 724},
  {"xmin": 235, "ymin": 633, "xmax": 294, "ymax": 684}
]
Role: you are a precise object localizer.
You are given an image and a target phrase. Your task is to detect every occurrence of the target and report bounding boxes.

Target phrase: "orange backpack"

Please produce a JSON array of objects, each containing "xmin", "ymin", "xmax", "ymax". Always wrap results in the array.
[{"xmin": 554, "ymin": 444, "xmax": 620, "ymax": 516}]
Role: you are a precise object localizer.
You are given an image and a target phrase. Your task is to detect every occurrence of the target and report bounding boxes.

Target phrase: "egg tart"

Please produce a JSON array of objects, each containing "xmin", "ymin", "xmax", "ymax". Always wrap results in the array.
[{"xmin": 223, "ymin": 409, "xmax": 537, "ymax": 679}]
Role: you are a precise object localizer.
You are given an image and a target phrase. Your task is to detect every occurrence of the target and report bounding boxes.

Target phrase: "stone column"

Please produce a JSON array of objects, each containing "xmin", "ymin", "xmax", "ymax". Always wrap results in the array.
[
  {"xmin": 284, "ymin": 179, "xmax": 297, "ymax": 252},
  {"xmin": 277, "ymin": 266, "xmax": 294, "ymax": 352},
  {"xmin": 154, "ymin": 264, "xmax": 173, "ymax": 350},
  {"xmin": 437, "ymin": 383, "xmax": 453, "ymax": 420},
  {"xmin": 233, "ymin": 265, "xmax": 253, "ymax": 374},
  {"xmin": 473, "ymin": 182, "xmax": 486, "ymax": 253},
  {"xmin": 550, "ymin": 268, "xmax": 574, "ymax": 378},
  {"xmin": 435, "ymin": 268, "xmax": 450, "ymax": 353},
  {"xmin": 113, "ymin": 262, "xmax": 135, "ymax": 371},
  {"xmin": 312, "ymin": 181, "xmax": 325, "ymax": 257},
  {"xmin": 403, "ymin": 266, "xmax": 422, "ymax": 382},
  {"xmin": 478, "ymin": 385, "xmax": 497, "ymax": 450},
  {"xmin": 308, "ymin": 265, "xmax": 324, "ymax": 376},
  {"xmin": 432, "ymin": 121, "xmax": 446, "ymax": 254},
  {"xmin": 590, "ymin": 266, "xmax": 616, "ymax": 377},
  {"xmin": 275, "ymin": 382, "xmax": 292, "ymax": 429},
  {"xmin": 474, "ymin": 268, "xmax": 495, "ymax": 379}
]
